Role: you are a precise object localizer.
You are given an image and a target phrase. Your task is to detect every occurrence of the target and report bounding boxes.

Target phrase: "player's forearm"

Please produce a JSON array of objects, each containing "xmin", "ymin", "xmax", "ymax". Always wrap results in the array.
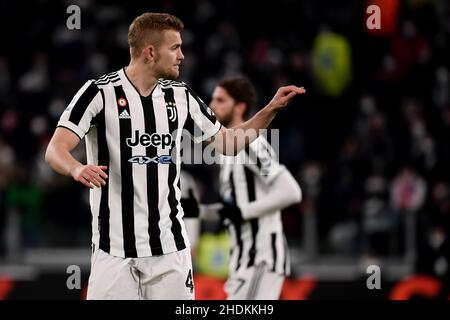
[
  {"xmin": 216, "ymin": 103, "xmax": 277, "ymax": 155},
  {"xmin": 237, "ymin": 102, "xmax": 278, "ymax": 131},
  {"xmin": 240, "ymin": 169, "xmax": 302, "ymax": 219},
  {"xmin": 45, "ymin": 143, "xmax": 82, "ymax": 177}
]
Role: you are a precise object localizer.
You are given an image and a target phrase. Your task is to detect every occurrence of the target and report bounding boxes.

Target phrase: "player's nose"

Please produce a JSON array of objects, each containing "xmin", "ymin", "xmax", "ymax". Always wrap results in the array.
[{"xmin": 178, "ymin": 49, "xmax": 184, "ymax": 61}]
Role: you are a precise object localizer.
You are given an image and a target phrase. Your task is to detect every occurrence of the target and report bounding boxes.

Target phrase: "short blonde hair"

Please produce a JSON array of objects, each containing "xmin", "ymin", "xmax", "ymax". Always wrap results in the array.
[{"xmin": 128, "ymin": 13, "xmax": 184, "ymax": 58}]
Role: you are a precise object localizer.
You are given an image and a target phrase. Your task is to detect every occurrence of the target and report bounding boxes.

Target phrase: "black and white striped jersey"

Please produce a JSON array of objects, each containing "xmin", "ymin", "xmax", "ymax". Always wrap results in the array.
[
  {"xmin": 57, "ymin": 68, "xmax": 222, "ymax": 258},
  {"xmin": 219, "ymin": 136, "xmax": 291, "ymax": 276}
]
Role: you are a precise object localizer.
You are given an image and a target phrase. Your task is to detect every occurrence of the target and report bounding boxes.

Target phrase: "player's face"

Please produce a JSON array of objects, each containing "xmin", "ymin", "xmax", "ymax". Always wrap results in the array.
[
  {"xmin": 153, "ymin": 30, "xmax": 184, "ymax": 80},
  {"xmin": 210, "ymin": 86, "xmax": 236, "ymax": 127}
]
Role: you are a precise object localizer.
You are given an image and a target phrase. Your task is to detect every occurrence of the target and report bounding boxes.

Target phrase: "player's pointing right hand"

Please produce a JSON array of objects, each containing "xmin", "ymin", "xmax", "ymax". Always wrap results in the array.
[
  {"xmin": 70, "ymin": 164, "xmax": 108, "ymax": 189},
  {"xmin": 269, "ymin": 85, "xmax": 306, "ymax": 110}
]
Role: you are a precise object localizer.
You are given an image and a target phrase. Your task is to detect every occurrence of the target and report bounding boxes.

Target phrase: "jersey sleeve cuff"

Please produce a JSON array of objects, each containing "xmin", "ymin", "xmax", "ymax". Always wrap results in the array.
[
  {"xmin": 57, "ymin": 121, "xmax": 85, "ymax": 140},
  {"xmin": 193, "ymin": 121, "xmax": 222, "ymax": 144}
]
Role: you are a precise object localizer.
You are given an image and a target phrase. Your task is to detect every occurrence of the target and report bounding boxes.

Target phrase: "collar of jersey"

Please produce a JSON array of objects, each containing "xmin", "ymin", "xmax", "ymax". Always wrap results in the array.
[{"xmin": 122, "ymin": 67, "xmax": 157, "ymax": 101}]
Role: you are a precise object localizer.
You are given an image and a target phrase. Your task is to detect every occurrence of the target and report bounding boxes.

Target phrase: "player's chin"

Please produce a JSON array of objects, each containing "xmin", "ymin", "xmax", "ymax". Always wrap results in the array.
[{"xmin": 164, "ymin": 69, "xmax": 179, "ymax": 80}]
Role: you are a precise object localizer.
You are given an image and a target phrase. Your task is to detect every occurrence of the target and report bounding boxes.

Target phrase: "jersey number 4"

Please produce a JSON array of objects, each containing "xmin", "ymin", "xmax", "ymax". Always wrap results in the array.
[{"xmin": 185, "ymin": 269, "xmax": 194, "ymax": 293}]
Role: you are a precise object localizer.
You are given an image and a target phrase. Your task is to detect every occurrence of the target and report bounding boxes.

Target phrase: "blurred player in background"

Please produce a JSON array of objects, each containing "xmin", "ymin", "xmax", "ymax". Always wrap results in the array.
[
  {"xmin": 209, "ymin": 78, "xmax": 303, "ymax": 299},
  {"xmin": 44, "ymin": 12, "xmax": 305, "ymax": 299}
]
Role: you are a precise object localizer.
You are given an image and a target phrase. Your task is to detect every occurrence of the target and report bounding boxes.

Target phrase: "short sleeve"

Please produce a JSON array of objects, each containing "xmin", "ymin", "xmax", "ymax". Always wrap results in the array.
[
  {"xmin": 184, "ymin": 85, "xmax": 222, "ymax": 144},
  {"xmin": 57, "ymin": 80, "xmax": 103, "ymax": 139},
  {"xmin": 243, "ymin": 136, "xmax": 283, "ymax": 185}
]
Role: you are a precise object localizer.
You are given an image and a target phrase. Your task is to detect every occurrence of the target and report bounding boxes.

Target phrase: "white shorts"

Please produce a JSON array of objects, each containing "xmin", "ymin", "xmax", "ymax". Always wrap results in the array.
[
  {"xmin": 224, "ymin": 262, "xmax": 285, "ymax": 300},
  {"xmin": 87, "ymin": 248, "xmax": 195, "ymax": 300}
]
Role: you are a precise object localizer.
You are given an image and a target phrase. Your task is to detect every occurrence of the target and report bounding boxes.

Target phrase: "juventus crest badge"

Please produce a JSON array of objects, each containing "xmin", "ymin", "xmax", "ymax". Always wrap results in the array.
[{"xmin": 166, "ymin": 101, "xmax": 177, "ymax": 122}]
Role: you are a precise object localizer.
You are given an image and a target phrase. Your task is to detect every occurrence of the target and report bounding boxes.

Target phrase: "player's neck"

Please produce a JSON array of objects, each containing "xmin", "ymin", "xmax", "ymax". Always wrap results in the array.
[
  {"xmin": 228, "ymin": 118, "xmax": 244, "ymax": 128},
  {"xmin": 125, "ymin": 61, "xmax": 157, "ymax": 97}
]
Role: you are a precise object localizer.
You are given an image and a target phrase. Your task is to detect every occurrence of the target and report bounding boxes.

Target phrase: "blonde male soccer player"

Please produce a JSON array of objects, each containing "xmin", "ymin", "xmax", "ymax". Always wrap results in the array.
[{"xmin": 45, "ymin": 13, "xmax": 305, "ymax": 299}]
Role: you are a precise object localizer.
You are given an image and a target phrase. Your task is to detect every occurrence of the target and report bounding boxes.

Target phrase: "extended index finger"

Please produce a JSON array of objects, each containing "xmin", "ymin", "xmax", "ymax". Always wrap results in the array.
[
  {"xmin": 279, "ymin": 86, "xmax": 304, "ymax": 97},
  {"xmin": 287, "ymin": 85, "xmax": 305, "ymax": 94}
]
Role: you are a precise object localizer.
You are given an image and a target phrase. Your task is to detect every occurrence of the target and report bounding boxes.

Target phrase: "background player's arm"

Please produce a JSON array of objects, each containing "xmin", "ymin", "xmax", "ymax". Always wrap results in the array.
[
  {"xmin": 213, "ymin": 167, "xmax": 301, "ymax": 224},
  {"xmin": 208, "ymin": 85, "xmax": 305, "ymax": 155},
  {"xmin": 45, "ymin": 127, "xmax": 108, "ymax": 189},
  {"xmin": 240, "ymin": 167, "xmax": 302, "ymax": 220}
]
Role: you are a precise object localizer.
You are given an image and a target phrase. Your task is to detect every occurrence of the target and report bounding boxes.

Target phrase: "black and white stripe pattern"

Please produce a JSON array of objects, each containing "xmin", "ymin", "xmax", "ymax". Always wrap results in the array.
[
  {"xmin": 246, "ymin": 262, "xmax": 266, "ymax": 299},
  {"xmin": 161, "ymin": 87, "xmax": 186, "ymax": 251},
  {"xmin": 220, "ymin": 136, "xmax": 290, "ymax": 276},
  {"xmin": 58, "ymin": 68, "xmax": 221, "ymax": 258},
  {"xmin": 94, "ymin": 72, "xmax": 120, "ymax": 85}
]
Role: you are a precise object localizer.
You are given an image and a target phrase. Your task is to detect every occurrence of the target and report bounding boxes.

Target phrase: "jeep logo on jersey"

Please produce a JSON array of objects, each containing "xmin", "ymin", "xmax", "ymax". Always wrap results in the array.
[
  {"xmin": 128, "ymin": 155, "xmax": 172, "ymax": 165},
  {"xmin": 126, "ymin": 130, "xmax": 173, "ymax": 149}
]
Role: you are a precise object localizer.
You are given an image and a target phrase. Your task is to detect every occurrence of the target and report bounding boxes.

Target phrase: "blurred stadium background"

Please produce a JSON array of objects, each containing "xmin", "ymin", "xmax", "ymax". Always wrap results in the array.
[{"xmin": 0, "ymin": 0, "xmax": 449, "ymax": 299}]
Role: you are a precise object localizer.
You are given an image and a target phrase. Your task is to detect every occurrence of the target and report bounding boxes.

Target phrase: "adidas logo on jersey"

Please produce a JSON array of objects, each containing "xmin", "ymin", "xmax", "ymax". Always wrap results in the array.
[{"xmin": 119, "ymin": 110, "xmax": 131, "ymax": 119}]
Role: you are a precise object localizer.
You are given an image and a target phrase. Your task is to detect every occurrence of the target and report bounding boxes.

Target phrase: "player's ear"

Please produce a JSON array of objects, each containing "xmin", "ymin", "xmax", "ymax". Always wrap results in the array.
[
  {"xmin": 235, "ymin": 102, "xmax": 247, "ymax": 118},
  {"xmin": 143, "ymin": 45, "xmax": 156, "ymax": 63}
]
